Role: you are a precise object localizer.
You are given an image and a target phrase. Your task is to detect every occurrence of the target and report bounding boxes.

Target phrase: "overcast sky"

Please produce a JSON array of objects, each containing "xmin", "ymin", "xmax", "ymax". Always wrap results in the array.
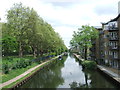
[{"xmin": 0, "ymin": 0, "xmax": 120, "ymax": 48}]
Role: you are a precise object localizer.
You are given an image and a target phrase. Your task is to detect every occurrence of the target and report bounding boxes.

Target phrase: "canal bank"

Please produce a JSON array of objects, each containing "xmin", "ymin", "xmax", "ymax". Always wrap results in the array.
[
  {"xmin": 1, "ymin": 53, "xmax": 64, "ymax": 89},
  {"xmin": 73, "ymin": 53, "xmax": 120, "ymax": 87},
  {"xmin": 97, "ymin": 65, "xmax": 120, "ymax": 87},
  {"xmin": 20, "ymin": 53, "xmax": 118, "ymax": 88}
]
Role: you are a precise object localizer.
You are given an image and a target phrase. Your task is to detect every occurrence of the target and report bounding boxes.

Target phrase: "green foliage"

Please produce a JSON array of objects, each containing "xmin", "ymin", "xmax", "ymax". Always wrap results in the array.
[
  {"xmin": 1, "ymin": 2, "xmax": 67, "ymax": 76},
  {"xmin": 81, "ymin": 60, "xmax": 97, "ymax": 70},
  {"xmin": 2, "ymin": 35, "xmax": 18, "ymax": 55},
  {"xmin": 2, "ymin": 56, "xmax": 34, "ymax": 74},
  {"xmin": 2, "ymin": 2, "xmax": 67, "ymax": 57},
  {"xmin": 69, "ymin": 81, "xmax": 78, "ymax": 88},
  {"xmin": 70, "ymin": 25, "xmax": 98, "ymax": 59},
  {"xmin": 2, "ymin": 64, "xmax": 9, "ymax": 74},
  {"xmin": 69, "ymin": 81, "xmax": 89, "ymax": 88},
  {"xmin": 2, "ymin": 63, "xmax": 38, "ymax": 83}
]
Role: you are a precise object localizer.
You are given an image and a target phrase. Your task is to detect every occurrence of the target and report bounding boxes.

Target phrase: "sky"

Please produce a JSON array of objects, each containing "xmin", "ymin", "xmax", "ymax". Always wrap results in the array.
[{"xmin": 0, "ymin": 0, "xmax": 120, "ymax": 48}]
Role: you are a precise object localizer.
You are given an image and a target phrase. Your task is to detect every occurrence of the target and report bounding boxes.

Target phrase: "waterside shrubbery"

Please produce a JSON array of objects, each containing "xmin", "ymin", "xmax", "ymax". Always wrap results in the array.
[{"xmin": 81, "ymin": 60, "xmax": 97, "ymax": 70}]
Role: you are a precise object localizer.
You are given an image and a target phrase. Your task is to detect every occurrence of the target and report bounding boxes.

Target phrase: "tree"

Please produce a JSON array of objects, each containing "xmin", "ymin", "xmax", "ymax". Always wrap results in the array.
[
  {"xmin": 70, "ymin": 25, "xmax": 98, "ymax": 60},
  {"xmin": 2, "ymin": 2, "xmax": 67, "ymax": 57},
  {"xmin": 7, "ymin": 3, "xmax": 32, "ymax": 57}
]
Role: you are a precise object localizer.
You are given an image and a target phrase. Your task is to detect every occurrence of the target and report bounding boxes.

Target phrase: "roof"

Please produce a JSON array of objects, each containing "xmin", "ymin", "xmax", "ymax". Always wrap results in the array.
[{"xmin": 102, "ymin": 14, "xmax": 120, "ymax": 25}]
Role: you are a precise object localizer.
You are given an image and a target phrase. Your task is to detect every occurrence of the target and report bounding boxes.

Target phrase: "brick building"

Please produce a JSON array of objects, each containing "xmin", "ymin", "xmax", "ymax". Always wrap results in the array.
[
  {"xmin": 103, "ymin": 15, "xmax": 119, "ymax": 68},
  {"xmin": 90, "ymin": 14, "xmax": 120, "ymax": 69}
]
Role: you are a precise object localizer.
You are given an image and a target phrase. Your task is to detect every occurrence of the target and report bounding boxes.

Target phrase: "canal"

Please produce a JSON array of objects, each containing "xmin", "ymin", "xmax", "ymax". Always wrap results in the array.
[{"xmin": 21, "ymin": 53, "xmax": 118, "ymax": 88}]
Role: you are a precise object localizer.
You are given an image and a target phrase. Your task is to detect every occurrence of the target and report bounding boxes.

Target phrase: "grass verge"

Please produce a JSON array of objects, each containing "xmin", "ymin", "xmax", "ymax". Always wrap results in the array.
[
  {"xmin": 2, "ymin": 63, "xmax": 38, "ymax": 83},
  {"xmin": 2, "ymin": 57, "xmax": 57, "ymax": 88}
]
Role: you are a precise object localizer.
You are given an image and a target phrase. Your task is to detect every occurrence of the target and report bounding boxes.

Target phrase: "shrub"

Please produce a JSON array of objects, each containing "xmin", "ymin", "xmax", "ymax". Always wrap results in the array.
[
  {"xmin": 12, "ymin": 63, "xmax": 17, "ymax": 70},
  {"xmin": 81, "ymin": 60, "xmax": 97, "ymax": 70},
  {"xmin": 2, "ymin": 56, "xmax": 35, "ymax": 74},
  {"xmin": 2, "ymin": 64, "xmax": 9, "ymax": 74},
  {"xmin": 105, "ymin": 63, "xmax": 110, "ymax": 67}
]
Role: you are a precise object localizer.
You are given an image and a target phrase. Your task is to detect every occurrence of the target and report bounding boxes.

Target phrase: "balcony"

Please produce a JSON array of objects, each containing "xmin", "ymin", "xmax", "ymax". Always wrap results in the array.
[
  {"xmin": 100, "ymin": 54, "xmax": 105, "ymax": 59},
  {"xmin": 109, "ymin": 37, "xmax": 119, "ymax": 41},
  {"xmin": 103, "ymin": 22, "xmax": 118, "ymax": 31},
  {"xmin": 109, "ymin": 55, "xmax": 119, "ymax": 60},
  {"xmin": 109, "ymin": 45, "xmax": 118, "ymax": 50},
  {"xmin": 108, "ymin": 27, "xmax": 118, "ymax": 32}
]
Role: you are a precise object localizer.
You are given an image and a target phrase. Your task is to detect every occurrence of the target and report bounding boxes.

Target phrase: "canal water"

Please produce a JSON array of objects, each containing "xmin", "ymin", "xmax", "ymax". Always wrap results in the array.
[{"xmin": 21, "ymin": 53, "xmax": 118, "ymax": 88}]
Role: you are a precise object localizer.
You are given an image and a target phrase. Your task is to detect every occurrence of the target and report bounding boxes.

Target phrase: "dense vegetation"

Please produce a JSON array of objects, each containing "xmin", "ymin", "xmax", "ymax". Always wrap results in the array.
[
  {"xmin": 1, "ymin": 3, "xmax": 67, "ymax": 78},
  {"xmin": 81, "ymin": 60, "xmax": 97, "ymax": 70},
  {"xmin": 70, "ymin": 25, "xmax": 98, "ymax": 60},
  {"xmin": 2, "ymin": 3, "xmax": 67, "ymax": 58}
]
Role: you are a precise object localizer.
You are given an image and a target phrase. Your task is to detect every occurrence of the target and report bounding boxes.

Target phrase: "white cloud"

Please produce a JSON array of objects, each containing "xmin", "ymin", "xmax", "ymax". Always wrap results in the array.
[
  {"xmin": 54, "ymin": 26, "xmax": 77, "ymax": 47},
  {"xmin": 0, "ymin": 0, "xmax": 120, "ymax": 48}
]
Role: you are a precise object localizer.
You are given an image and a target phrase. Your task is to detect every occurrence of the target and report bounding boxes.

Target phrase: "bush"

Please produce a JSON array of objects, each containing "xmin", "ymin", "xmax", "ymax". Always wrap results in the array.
[
  {"xmin": 81, "ymin": 60, "xmax": 97, "ymax": 70},
  {"xmin": 105, "ymin": 63, "xmax": 110, "ymax": 67},
  {"xmin": 2, "ymin": 64, "xmax": 9, "ymax": 74},
  {"xmin": 2, "ymin": 56, "xmax": 35, "ymax": 74},
  {"xmin": 50, "ymin": 52, "xmax": 56, "ymax": 56}
]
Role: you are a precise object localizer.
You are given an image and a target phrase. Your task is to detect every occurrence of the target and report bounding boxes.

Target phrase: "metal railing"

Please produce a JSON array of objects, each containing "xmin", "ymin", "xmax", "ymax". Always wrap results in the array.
[{"xmin": 109, "ymin": 45, "xmax": 118, "ymax": 50}]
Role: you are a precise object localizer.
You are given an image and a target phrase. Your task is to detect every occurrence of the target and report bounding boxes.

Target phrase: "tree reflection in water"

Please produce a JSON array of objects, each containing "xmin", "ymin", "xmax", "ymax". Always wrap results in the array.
[
  {"xmin": 21, "ymin": 56, "xmax": 67, "ymax": 88},
  {"xmin": 20, "ymin": 54, "xmax": 117, "ymax": 88},
  {"xmin": 69, "ymin": 69, "xmax": 117, "ymax": 88}
]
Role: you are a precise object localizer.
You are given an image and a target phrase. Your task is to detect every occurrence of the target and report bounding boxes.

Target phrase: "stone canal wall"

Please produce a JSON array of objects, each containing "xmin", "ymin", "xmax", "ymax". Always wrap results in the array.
[{"xmin": 97, "ymin": 65, "xmax": 120, "ymax": 87}]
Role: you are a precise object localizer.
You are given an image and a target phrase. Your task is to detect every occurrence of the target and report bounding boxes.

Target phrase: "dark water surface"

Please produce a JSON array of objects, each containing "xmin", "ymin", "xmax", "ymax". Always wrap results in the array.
[{"xmin": 21, "ymin": 53, "xmax": 118, "ymax": 88}]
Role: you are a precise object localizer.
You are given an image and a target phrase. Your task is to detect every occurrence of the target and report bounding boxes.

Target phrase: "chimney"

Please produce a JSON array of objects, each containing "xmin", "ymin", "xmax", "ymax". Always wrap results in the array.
[{"xmin": 118, "ymin": 1, "xmax": 120, "ymax": 14}]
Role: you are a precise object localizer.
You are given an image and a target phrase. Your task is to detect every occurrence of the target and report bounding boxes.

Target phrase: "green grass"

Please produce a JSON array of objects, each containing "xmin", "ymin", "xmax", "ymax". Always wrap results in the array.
[
  {"xmin": 2, "ymin": 56, "xmax": 34, "ymax": 65},
  {"xmin": 2, "ymin": 56, "xmax": 36, "ymax": 78},
  {"xmin": 2, "ymin": 55, "xmax": 57, "ymax": 83},
  {"xmin": 2, "ymin": 63, "xmax": 38, "ymax": 83},
  {"xmin": 2, "ymin": 58, "xmax": 57, "ymax": 88},
  {"xmin": 1, "ymin": 55, "xmax": 59, "ymax": 88},
  {"xmin": 3, "ymin": 63, "xmax": 44, "ymax": 88}
]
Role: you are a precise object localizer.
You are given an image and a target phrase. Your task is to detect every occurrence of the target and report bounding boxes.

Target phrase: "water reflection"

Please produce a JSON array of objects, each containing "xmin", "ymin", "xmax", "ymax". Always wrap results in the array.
[
  {"xmin": 21, "ymin": 54, "xmax": 118, "ymax": 88},
  {"xmin": 69, "ymin": 69, "xmax": 117, "ymax": 88},
  {"xmin": 58, "ymin": 55, "xmax": 86, "ymax": 88},
  {"xmin": 21, "ymin": 56, "xmax": 67, "ymax": 88}
]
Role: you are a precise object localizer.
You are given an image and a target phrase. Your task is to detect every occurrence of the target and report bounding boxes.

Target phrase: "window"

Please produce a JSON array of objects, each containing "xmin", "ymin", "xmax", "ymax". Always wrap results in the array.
[
  {"xmin": 114, "ymin": 52, "xmax": 118, "ymax": 58},
  {"xmin": 105, "ymin": 51, "xmax": 107, "ymax": 55},
  {"xmin": 109, "ymin": 51, "xmax": 112, "ymax": 55}
]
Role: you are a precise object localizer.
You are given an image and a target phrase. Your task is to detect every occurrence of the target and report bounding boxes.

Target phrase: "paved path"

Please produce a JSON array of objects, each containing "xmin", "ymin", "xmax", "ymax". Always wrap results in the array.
[
  {"xmin": 0, "ymin": 56, "xmax": 59, "ymax": 88},
  {"xmin": 73, "ymin": 53, "xmax": 84, "ymax": 61},
  {"xmin": 97, "ymin": 65, "xmax": 120, "ymax": 83}
]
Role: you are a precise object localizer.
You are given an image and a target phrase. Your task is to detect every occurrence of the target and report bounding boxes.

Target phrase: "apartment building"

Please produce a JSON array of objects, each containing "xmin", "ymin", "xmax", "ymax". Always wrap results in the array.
[
  {"xmin": 103, "ymin": 15, "xmax": 119, "ymax": 68},
  {"xmin": 90, "ymin": 27, "xmax": 102, "ymax": 62},
  {"xmin": 90, "ymin": 14, "xmax": 120, "ymax": 69},
  {"xmin": 118, "ymin": 14, "xmax": 120, "ymax": 69},
  {"xmin": 90, "ymin": 27, "xmax": 104, "ymax": 64}
]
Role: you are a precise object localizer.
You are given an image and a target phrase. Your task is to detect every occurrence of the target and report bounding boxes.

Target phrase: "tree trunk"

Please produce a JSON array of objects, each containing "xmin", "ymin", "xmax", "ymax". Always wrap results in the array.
[
  {"xmin": 19, "ymin": 41, "xmax": 23, "ymax": 57},
  {"xmin": 37, "ymin": 48, "xmax": 40, "ymax": 56},
  {"xmin": 85, "ymin": 73, "xmax": 88, "ymax": 86},
  {"xmin": 41, "ymin": 50, "xmax": 44, "ymax": 56},
  {"xmin": 84, "ymin": 45, "xmax": 87, "ymax": 60},
  {"xmin": 33, "ymin": 46, "xmax": 37, "ymax": 58}
]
